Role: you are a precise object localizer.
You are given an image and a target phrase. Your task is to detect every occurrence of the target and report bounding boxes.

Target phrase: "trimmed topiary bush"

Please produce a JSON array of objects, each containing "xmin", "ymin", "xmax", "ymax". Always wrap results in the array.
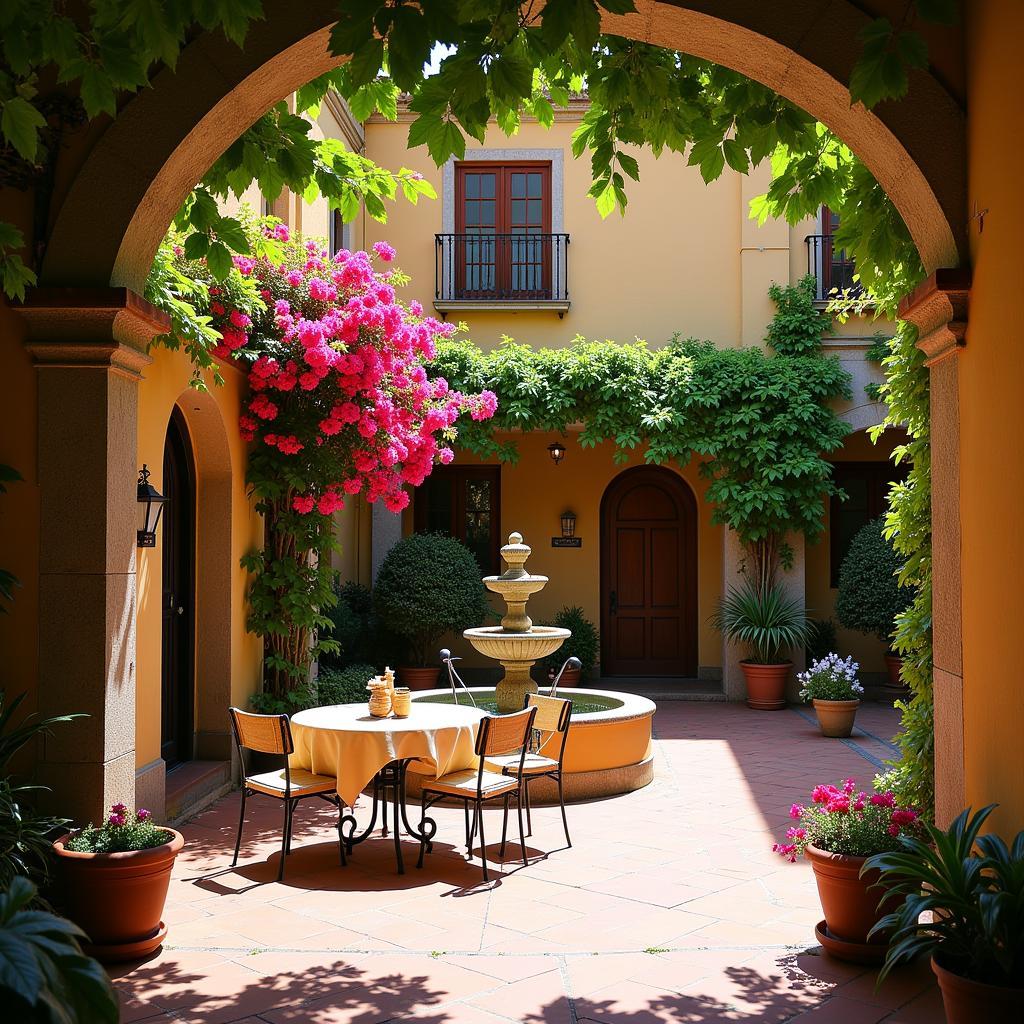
[
  {"xmin": 322, "ymin": 581, "xmax": 376, "ymax": 669},
  {"xmin": 373, "ymin": 533, "xmax": 489, "ymax": 667},
  {"xmin": 835, "ymin": 517, "xmax": 914, "ymax": 646},
  {"xmin": 317, "ymin": 664, "xmax": 377, "ymax": 705},
  {"xmin": 541, "ymin": 606, "xmax": 600, "ymax": 680}
]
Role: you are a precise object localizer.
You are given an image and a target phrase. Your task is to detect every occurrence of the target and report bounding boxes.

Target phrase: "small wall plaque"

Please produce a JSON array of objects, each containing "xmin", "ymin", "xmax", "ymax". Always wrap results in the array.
[{"xmin": 551, "ymin": 537, "xmax": 582, "ymax": 548}]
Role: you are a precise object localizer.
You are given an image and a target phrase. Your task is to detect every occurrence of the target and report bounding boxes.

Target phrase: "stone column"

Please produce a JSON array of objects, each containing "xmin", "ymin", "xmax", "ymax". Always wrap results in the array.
[
  {"xmin": 370, "ymin": 501, "xmax": 403, "ymax": 582},
  {"xmin": 721, "ymin": 529, "xmax": 806, "ymax": 702},
  {"xmin": 898, "ymin": 269, "xmax": 970, "ymax": 827},
  {"xmin": 17, "ymin": 288, "xmax": 165, "ymax": 824}
]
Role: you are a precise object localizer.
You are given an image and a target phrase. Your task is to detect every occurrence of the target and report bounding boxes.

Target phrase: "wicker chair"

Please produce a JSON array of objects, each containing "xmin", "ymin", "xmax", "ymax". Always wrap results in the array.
[
  {"xmin": 416, "ymin": 706, "xmax": 537, "ymax": 882},
  {"xmin": 485, "ymin": 694, "xmax": 573, "ymax": 847},
  {"xmin": 228, "ymin": 707, "xmax": 346, "ymax": 880}
]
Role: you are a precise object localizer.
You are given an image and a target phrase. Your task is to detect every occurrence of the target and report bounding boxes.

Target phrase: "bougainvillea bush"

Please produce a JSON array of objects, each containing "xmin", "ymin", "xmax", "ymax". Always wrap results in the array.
[
  {"xmin": 772, "ymin": 777, "xmax": 921, "ymax": 861},
  {"xmin": 167, "ymin": 221, "xmax": 495, "ymax": 695}
]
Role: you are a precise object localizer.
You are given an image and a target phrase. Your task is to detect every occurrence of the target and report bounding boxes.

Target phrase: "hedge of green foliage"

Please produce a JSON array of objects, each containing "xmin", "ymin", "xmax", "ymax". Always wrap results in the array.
[
  {"xmin": 317, "ymin": 664, "xmax": 378, "ymax": 705},
  {"xmin": 373, "ymin": 533, "xmax": 489, "ymax": 667},
  {"xmin": 541, "ymin": 606, "xmax": 600, "ymax": 680},
  {"xmin": 836, "ymin": 516, "xmax": 915, "ymax": 644}
]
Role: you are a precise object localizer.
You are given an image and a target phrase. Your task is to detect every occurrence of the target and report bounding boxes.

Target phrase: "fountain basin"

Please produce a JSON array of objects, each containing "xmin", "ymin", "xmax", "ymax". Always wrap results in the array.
[
  {"xmin": 463, "ymin": 625, "xmax": 570, "ymax": 663},
  {"xmin": 406, "ymin": 687, "xmax": 656, "ymax": 803}
]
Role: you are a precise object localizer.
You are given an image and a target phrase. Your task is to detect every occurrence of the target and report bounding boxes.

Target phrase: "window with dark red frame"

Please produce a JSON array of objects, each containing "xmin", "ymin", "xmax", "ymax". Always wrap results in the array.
[
  {"xmin": 829, "ymin": 461, "xmax": 909, "ymax": 587},
  {"xmin": 414, "ymin": 466, "xmax": 501, "ymax": 575},
  {"xmin": 454, "ymin": 163, "xmax": 552, "ymax": 299}
]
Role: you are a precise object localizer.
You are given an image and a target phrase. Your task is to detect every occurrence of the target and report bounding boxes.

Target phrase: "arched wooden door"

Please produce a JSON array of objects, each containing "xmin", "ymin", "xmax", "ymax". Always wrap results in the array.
[
  {"xmin": 600, "ymin": 467, "xmax": 697, "ymax": 677},
  {"xmin": 161, "ymin": 409, "xmax": 196, "ymax": 768}
]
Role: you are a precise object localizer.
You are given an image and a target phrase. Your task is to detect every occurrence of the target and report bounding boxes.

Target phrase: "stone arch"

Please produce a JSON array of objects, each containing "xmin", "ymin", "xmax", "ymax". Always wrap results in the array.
[
  {"xmin": 839, "ymin": 402, "xmax": 889, "ymax": 434},
  {"xmin": 41, "ymin": 0, "xmax": 965, "ymax": 293},
  {"xmin": 172, "ymin": 388, "xmax": 234, "ymax": 761}
]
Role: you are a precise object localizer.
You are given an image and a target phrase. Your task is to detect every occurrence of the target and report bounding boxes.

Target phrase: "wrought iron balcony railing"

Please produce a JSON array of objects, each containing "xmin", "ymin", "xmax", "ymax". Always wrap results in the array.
[
  {"xmin": 435, "ymin": 233, "xmax": 570, "ymax": 308},
  {"xmin": 805, "ymin": 233, "xmax": 862, "ymax": 301}
]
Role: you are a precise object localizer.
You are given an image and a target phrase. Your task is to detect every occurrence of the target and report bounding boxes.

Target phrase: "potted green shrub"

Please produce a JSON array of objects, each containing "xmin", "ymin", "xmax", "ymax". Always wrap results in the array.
[
  {"xmin": 713, "ymin": 578, "xmax": 809, "ymax": 709},
  {"xmin": 835, "ymin": 517, "xmax": 914, "ymax": 690},
  {"xmin": 798, "ymin": 653, "xmax": 864, "ymax": 737},
  {"xmin": 773, "ymin": 777, "xmax": 921, "ymax": 963},
  {"xmin": 0, "ymin": 877, "xmax": 118, "ymax": 1022},
  {"xmin": 541, "ymin": 605, "xmax": 599, "ymax": 687},
  {"xmin": 865, "ymin": 805, "xmax": 1024, "ymax": 1023},
  {"xmin": 373, "ymin": 533, "xmax": 489, "ymax": 689},
  {"xmin": 53, "ymin": 804, "xmax": 183, "ymax": 962}
]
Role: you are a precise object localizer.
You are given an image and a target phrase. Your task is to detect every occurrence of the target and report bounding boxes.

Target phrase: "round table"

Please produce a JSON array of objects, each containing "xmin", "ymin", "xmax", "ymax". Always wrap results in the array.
[{"xmin": 289, "ymin": 702, "xmax": 485, "ymax": 873}]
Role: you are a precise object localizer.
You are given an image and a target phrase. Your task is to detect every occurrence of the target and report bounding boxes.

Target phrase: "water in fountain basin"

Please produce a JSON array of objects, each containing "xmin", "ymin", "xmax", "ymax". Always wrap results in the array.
[{"xmin": 413, "ymin": 690, "xmax": 623, "ymax": 716}]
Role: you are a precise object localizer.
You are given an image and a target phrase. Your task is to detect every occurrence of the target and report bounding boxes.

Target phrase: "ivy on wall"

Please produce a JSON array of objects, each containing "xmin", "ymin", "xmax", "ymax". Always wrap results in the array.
[{"xmin": 430, "ymin": 277, "xmax": 851, "ymax": 589}]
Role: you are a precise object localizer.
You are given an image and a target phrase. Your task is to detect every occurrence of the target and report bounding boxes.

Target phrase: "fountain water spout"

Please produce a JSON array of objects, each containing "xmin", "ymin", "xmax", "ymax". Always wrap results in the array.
[{"xmin": 440, "ymin": 648, "xmax": 477, "ymax": 708}]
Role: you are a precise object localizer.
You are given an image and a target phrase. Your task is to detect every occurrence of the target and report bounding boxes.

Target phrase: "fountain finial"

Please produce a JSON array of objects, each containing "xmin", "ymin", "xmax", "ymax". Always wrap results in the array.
[{"xmin": 497, "ymin": 532, "xmax": 531, "ymax": 580}]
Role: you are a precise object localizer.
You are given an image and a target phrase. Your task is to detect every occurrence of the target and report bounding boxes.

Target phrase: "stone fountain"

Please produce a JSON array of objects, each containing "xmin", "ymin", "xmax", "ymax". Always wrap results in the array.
[{"xmin": 463, "ymin": 532, "xmax": 570, "ymax": 713}]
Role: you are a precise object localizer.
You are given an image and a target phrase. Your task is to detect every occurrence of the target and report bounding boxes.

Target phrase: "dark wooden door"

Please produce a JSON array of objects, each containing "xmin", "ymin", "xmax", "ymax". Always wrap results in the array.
[
  {"xmin": 601, "ymin": 467, "xmax": 697, "ymax": 677},
  {"xmin": 161, "ymin": 409, "xmax": 195, "ymax": 767}
]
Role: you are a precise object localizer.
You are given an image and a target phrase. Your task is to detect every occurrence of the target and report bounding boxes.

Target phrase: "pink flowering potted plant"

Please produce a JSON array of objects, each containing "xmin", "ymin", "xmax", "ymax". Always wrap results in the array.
[
  {"xmin": 53, "ymin": 803, "xmax": 183, "ymax": 962},
  {"xmin": 773, "ymin": 778, "xmax": 921, "ymax": 963},
  {"xmin": 798, "ymin": 653, "xmax": 864, "ymax": 737}
]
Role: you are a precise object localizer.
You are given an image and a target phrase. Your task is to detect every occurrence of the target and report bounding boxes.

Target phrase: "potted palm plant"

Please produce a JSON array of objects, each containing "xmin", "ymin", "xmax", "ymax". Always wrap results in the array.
[
  {"xmin": 713, "ymin": 578, "xmax": 809, "ymax": 709},
  {"xmin": 373, "ymin": 533, "xmax": 489, "ymax": 689},
  {"xmin": 865, "ymin": 805, "xmax": 1024, "ymax": 1023},
  {"xmin": 53, "ymin": 804, "xmax": 184, "ymax": 962},
  {"xmin": 798, "ymin": 653, "xmax": 864, "ymax": 737},
  {"xmin": 773, "ymin": 777, "xmax": 921, "ymax": 963}
]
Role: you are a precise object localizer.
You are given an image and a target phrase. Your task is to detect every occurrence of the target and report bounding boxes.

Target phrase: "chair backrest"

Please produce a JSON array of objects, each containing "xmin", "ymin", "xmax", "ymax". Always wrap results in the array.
[
  {"xmin": 229, "ymin": 707, "xmax": 293, "ymax": 756},
  {"xmin": 526, "ymin": 694, "xmax": 571, "ymax": 734},
  {"xmin": 475, "ymin": 706, "xmax": 537, "ymax": 758}
]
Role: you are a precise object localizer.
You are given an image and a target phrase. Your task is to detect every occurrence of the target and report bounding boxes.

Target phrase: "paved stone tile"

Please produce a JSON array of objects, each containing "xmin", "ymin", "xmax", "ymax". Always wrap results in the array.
[{"xmin": 110, "ymin": 701, "xmax": 937, "ymax": 1024}]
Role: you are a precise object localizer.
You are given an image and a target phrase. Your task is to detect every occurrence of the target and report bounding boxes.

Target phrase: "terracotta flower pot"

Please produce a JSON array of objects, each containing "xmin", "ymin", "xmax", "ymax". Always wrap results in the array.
[
  {"xmin": 812, "ymin": 698, "xmax": 860, "ymax": 738},
  {"xmin": 399, "ymin": 666, "xmax": 441, "ymax": 690},
  {"xmin": 741, "ymin": 661, "xmax": 791, "ymax": 710},
  {"xmin": 805, "ymin": 844, "xmax": 898, "ymax": 962},
  {"xmin": 883, "ymin": 653, "xmax": 906, "ymax": 689},
  {"xmin": 932, "ymin": 952, "xmax": 1024, "ymax": 1024},
  {"xmin": 53, "ymin": 828, "xmax": 184, "ymax": 962},
  {"xmin": 547, "ymin": 666, "xmax": 581, "ymax": 688}
]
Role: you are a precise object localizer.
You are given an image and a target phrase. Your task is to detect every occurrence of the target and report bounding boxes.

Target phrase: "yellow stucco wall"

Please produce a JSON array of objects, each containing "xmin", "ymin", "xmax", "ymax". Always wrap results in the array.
[
  {"xmin": 135, "ymin": 347, "xmax": 262, "ymax": 768},
  {"xmin": 959, "ymin": 0, "xmax": 1024, "ymax": 833}
]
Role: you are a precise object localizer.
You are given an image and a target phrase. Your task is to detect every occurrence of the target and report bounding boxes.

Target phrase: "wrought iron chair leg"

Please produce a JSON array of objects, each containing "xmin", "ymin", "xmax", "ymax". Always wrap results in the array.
[
  {"xmin": 524, "ymin": 775, "xmax": 533, "ymax": 835},
  {"xmin": 499, "ymin": 792, "xmax": 510, "ymax": 857},
  {"xmin": 477, "ymin": 798, "xmax": 488, "ymax": 881},
  {"xmin": 286, "ymin": 798, "xmax": 296, "ymax": 855},
  {"xmin": 231, "ymin": 787, "xmax": 247, "ymax": 866},
  {"xmin": 464, "ymin": 802, "xmax": 471, "ymax": 847},
  {"xmin": 467, "ymin": 804, "xmax": 478, "ymax": 855},
  {"xmin": 392, "ymin": 774, "xmax": 404, "ymax": 875},
  {"xmin": 557, "ymin": 772, "xmax": 571, "ymax": 848},
  {"xmin": 336, "ymin": 797, "xmax": 348, "ymax": 867},
  {"xmin": 516, "ymin": 786, "xmax": 528, "ymax": 866},
  {"xmin": 278, "ymin": 798, "xmax": 291, "ymax": 881},
  {"xmin": 417, "ymin": 792, "xmax": 429, "ymax": 869}
]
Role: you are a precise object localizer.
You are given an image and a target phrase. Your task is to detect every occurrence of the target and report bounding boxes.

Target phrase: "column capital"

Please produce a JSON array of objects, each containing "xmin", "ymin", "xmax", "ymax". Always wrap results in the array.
[
  {"xmin": 16, "ymin": 287, "xmax": 168, "ymax": 378},
  {"xmin": 898, "ymin": 268, "xmax": 971, "ymax": 367}
]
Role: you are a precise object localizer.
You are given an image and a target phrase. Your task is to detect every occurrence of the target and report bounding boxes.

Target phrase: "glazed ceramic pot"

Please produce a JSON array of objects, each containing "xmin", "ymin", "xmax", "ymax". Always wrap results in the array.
[
  {"xmin": 932, "ymin": 952, "xmax": 1024, "ymax": 1024},
  {"xmin": 812, "ymin": 698, "xmax": 860, "ymax": 738},
  {"xmin": 399, "ymin": 666, "xmax": 442, "ymax": 690},
  {"xmin": 741, "ymin": 662, "xmax": 791, "ymax": 710},
  {"xmin": 52, "ymin": 828, "xmax": 184, "ymax": 962},
  {"xmin": 367, "ymin": 683, "xmax": 392, "ymax": 717},
  {"xmin": 805, "ymin": 844, "xmax": 898, "ymax": 962},
  {"xmin": 392, "ymin": 687, "xmax": 411, "ymax": 718}
]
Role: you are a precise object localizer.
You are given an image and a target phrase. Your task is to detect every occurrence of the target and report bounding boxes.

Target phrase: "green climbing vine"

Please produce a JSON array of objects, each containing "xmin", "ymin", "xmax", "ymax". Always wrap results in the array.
[{"xmin": 431, "ymin": 276, "xmax": 851, "ymax": 591}]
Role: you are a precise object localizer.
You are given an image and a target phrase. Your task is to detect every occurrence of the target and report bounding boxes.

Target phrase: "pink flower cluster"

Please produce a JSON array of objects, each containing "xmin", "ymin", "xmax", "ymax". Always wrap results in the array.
[
  {"xmin": 105, "ymin": 802, "xmax": 152, "ymax": 828},
  {"xmin": 772, "ymin": 778, "xmax": 921, "ymax": 862},
  {"xmin": 200, "ymin": 238, "xmax": 496, "ymax": 516}
]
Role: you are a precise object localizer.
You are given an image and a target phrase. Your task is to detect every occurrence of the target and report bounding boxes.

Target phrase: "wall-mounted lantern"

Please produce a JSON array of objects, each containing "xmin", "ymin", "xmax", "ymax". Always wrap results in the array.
[
  {"xmin": 560, "ymin": 510, "xmax": 577, "ymax": 538},
  {"xmin": 548, "ymin": 440, "xmax": 567, "ymax": 466},
  {"xmin": 136, "ymin": 465, "xmax": 166, "ymax": 548}
]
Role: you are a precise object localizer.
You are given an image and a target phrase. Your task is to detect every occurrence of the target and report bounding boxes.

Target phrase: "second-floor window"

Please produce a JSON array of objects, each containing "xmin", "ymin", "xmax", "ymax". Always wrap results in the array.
[
  {"xmin": 454, "ymin": 162, "xmax": 552, "ymax": 298},
  {"xmin": 807, "ymin": 207, "xmax": 860, "ymax": 301}
]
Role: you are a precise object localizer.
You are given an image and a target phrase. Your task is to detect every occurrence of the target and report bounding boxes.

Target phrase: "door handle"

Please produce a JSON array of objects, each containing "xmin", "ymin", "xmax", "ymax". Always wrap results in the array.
[
  {"xmin": 176, "ymin": 606, "xmax": 184, "ymax": 616},
  {"xmin": 610, "ymin": 590, "xmax": 618, "ymax": 614}
]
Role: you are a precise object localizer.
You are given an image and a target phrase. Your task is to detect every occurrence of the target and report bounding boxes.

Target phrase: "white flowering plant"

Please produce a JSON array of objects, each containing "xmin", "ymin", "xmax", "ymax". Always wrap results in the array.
[{"xmin": 798, "ymin": 653, "xmax": 863, "ymax": 702}]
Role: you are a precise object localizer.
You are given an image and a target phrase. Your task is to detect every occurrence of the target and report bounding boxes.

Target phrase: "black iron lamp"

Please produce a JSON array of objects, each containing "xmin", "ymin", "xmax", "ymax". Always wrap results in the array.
[
  {"xmin": 136, "ymin": 465, "xmax": 167, "ymax": 548},
  {"xmin": 560, "ymin": 510, "xmax": 577, "ymax": 538},
  {"xmin": 548, "ymin": 440, "xmax": 567, "ymax": 466}
]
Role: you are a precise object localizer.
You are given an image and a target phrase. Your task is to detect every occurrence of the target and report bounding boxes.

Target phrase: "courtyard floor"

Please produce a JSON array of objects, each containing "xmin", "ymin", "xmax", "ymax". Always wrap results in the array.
[{"xmin": 112, "ymin": 701, "xmax": 941, "ymax": 1024}]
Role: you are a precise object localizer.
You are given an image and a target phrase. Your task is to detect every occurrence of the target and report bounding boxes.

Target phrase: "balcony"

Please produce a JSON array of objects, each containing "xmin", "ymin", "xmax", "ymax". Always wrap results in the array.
[
  {"xmin": 434, "ymin": 232, "xmax": 570, "ymax": 317},
  {"xmin": 805, "ymin": 233, "xmax": 863, "ymax": 303}
]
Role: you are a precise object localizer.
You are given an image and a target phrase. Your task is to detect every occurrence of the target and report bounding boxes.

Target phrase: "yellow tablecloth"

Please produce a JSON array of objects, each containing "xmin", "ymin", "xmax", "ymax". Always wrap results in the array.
[{"xmin": 289, "ymin": 702, "xmax": 484, "ymax": 807}]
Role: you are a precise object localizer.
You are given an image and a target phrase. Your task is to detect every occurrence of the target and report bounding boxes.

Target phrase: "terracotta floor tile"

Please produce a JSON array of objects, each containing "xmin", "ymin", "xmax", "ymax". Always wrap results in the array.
[{"xmin": 787, "ymin": 995, "xmax": 891, "ymax": 1023}]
